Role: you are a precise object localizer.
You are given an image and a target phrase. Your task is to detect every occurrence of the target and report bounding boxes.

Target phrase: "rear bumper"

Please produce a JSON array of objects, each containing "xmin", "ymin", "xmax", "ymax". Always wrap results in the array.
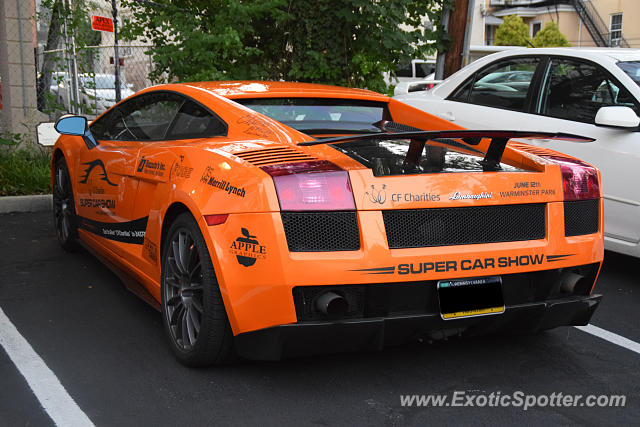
[{"xmin": 234, "ymin": 294, "xmax": 601, "ymax": 360}]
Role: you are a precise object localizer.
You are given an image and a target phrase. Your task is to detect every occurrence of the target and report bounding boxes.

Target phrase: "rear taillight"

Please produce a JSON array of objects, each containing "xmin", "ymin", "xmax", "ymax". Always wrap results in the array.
[
  {"xmin": 262, "ymin": 161, "xmax": 355, "ymax": 211},
  {"xmin": 204, "ymin": 214, "xmax": 228, "ymax": 226},
  {"xmin": 543, "ymin": 156, "xmax": 600, "ymax": 200}
]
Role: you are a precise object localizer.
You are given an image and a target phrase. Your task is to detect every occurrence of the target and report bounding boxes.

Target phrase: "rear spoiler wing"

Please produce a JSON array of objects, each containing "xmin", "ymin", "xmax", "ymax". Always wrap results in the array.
[{"xmin": 298, "ymin": 129, "xmax": 594, "ymax": 172}]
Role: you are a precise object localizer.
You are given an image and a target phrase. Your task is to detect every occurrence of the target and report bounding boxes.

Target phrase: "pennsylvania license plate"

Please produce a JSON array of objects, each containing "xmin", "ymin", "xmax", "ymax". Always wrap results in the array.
[{"xmin": 437, "ymin": 276, "xmax": 505, "ymax": 320}]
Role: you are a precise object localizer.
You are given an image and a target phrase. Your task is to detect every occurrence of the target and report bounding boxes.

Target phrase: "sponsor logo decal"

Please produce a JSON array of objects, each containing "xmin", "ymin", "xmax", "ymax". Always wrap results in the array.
[
  {"xmin": 352, "ymin": 254, "xmax": 573, "ymax": 275},
  {"xmin": 173, "ymin": 163, "xmax": 193, "ymax": 179},
  {"xmin": 500, "ymin": 181, "xmax": 556, "ymax": 197},
  {"xmin": 79, "ymin": 159, "xmax": 117, "ymax": 186},
  {"xmin": 78, "ymin": 216, "xmax": 148, "ymax": 245},
  {"xmin": 392, "ymin": 192, "xmax": 440, "ymax": 202},
  {"xmin": 143, "ymin": 238, "xmax": 158, "ymax": 264},
  {"xmin": 79, "ymin": 198, "xmax": 116, "ymax": 209},
  {"xmin": 200, "ymin": 166, "xmax": 246, "ymax": 197},
  {"xmin": 366, "ymin": 184, "xmax": 386, "ymax": 204},
  {"xmin": 229, "ymin": 228, "xmax": 266, "ymax": 267},
  {"xmin": 169, "ymin": 155, "xmax": 193, "ymax": 180},
  {"xmin": 237, "ymin": 114, "xmax": 275, "ymax": 138},
  {"xmin": 368, "ymin": 185, "xmax": 441, "ymax": 204},
  {"xmin": 449, "ymin": 191, "xmax": 492, "ymax": 201},
  {"xmin": 137, "ymin": 156, "xmax": 166, "ymax": 176}
]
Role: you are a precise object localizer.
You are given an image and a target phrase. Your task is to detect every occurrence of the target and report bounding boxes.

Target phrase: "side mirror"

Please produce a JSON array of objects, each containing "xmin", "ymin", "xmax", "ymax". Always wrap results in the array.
[
  {"xmin": 55, "ymin": 115, "xmax": 87, "ymax": 135},
  {"xmin": 595, "ymin": 106, "xmax": 640, "ymax": 128},
  {"xmin": 54, "ymin": 115, "xmax": 98, "ymax": 148}
]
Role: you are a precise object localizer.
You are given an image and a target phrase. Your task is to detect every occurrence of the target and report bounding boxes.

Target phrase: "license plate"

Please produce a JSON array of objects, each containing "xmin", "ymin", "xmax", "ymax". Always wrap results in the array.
[{"xmin": 437, "ymin": 276, "xmax": 505, "ymax": 320}]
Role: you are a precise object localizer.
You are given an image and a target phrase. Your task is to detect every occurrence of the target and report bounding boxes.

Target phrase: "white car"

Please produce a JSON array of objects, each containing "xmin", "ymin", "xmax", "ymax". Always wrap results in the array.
[
  {"xmin": 56, "ymin": 73, "xmax": 135, "ymax": 115},
  {"xmin": 395, "ymin": 48, "xmax": 640, "ymax": 258}
]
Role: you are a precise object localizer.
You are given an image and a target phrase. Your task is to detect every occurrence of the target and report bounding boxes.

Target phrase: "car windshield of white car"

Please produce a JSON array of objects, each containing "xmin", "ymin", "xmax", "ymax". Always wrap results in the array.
[
  {"xmin": 236, "ymin": 98, "xmax": 386, "ymax": 135},
  {"xmin": 617, "ymin": 61, "xmax": 640, "ymax": 87},
  {"xmin": 330, "ymin": 138, "xmax": 527, "ymax": 177}
]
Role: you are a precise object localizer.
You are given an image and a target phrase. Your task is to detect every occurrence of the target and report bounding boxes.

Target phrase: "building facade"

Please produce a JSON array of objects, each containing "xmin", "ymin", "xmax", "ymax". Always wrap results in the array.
[{"xmin": 471, "ymin": 0, "xmax": 640, "ymax": 48}]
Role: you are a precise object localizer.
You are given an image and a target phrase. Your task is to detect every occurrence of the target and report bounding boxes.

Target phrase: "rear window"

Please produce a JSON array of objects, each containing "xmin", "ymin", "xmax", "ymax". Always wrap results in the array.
[
  {"xmin": 236, "ymin": 98, "xmax": 387, "ymax": 134},
  {"xmin": 332, "ymin": 138, "xmax": 527, "ymax": 177}
]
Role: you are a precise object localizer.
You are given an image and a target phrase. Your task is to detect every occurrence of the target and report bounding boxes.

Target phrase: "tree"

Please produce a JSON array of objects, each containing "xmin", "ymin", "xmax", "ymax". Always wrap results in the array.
[
  {"xmin": 37, "ymin": 0, "xmax": 101, "ymax": 113},
  {"xmin": 495, "ymin": 15, "xmax": 530, "ymax": 47},
  {"xmin": 533, "ymin": 22, "xmax": 570, "ymax": 47},
  {"xmin": 120, "ymin": 0, "xmax": 448, "ymax": 93}
]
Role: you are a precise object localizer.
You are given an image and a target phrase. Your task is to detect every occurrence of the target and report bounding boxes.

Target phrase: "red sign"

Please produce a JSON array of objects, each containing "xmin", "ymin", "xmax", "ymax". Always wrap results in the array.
[{"xmin": 91, "ymin": 16, "xmax": 114, "ymax": 33}]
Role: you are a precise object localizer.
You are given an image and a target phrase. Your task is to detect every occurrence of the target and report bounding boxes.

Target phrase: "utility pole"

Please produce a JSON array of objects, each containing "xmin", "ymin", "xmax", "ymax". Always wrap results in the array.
[
  {"xmin": 112, "ymin": 0, "xmax": 121, "ymax": 102},
  {"xmin": 441, "ymin": 0, "xmax": 473, "ymax": 79}
]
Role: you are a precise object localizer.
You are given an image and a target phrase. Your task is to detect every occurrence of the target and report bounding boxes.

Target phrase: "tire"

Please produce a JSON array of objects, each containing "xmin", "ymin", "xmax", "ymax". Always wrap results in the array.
[
  {"xmin": 161, "ymin": 212, "xmax": 235, "ymax": 367},
  {"xmin": 52, "ymin": 156, "xmax": 79, "ymax": 252}
]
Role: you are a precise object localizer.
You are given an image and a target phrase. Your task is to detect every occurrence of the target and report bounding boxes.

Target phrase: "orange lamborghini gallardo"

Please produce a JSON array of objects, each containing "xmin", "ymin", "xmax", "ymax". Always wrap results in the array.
[{"xmin": 52, "ymin": 81, "xmax": 604, "ymax": 366}]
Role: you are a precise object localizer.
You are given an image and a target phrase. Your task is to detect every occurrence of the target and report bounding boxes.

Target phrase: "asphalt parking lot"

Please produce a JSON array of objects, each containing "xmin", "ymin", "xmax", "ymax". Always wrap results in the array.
[{"xmin": 1, "ymin": 211, "xmax": 638, "ymax": 426}]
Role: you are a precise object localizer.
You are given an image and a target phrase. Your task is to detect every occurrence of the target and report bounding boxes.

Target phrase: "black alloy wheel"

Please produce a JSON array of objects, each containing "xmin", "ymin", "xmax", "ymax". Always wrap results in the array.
[
  {"xmin": 52, "ymin": 156, "xmax": 79, "ymax": 251},
  {"xmin": 161, "ymin": 212, "xmax": 235, "ymax": 367}
]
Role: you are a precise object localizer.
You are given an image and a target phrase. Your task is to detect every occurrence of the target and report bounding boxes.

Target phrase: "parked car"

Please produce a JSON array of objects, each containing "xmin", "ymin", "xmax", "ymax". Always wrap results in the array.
[
  {"xmin": 52, "ymin": 81, "xmax": 603, "ymax": 366},
  {"xmin": 55, "ymin": 73, "xmax": 135, "ymax": 115},
  {"xmin": 395, "ymin": 48, "xmax": 640, "ymax": 258}
]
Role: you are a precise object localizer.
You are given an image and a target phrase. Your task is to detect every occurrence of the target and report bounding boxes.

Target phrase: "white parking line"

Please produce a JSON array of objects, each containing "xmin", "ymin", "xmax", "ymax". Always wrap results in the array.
[
  {"xmin": 0, "ymin": 307, "xmax": 94, "ymax": 427},
  {"xmin": 575, "ymin": 324, "xmax": 640, "ymax": 355}
]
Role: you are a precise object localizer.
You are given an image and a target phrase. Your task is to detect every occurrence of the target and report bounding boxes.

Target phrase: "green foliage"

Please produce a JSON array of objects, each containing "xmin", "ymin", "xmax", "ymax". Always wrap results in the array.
[
  {"xmin": 533, "ymin": 22, "xmax": 570, "ymax": 47},
  {"xmin": 0, "ymin": 146, "xmax": 51, "ymax": 196},
  {"xmin": 120, "ymin": 0, "xmax": 448, "ymax": 93},
  {"xmin": 495, "ymin": 15, "xmax": 530, "ymax": 47}
]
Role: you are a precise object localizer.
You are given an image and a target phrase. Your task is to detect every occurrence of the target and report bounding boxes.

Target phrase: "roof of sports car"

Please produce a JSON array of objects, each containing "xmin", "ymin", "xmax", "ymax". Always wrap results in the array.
[{"xmin": 183, "ymin": 81, "xmax": 389, "ymax": 101}]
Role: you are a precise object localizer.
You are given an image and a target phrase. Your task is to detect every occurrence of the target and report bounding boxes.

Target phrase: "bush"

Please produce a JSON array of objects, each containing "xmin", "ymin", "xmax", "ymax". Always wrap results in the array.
[
  {"xmin": 0, "ymin": 145, "xmax": 51, "ymax": 196},
  {"xmin": 533, "ymin": 22, "xmax": 571, "ymax": 47},
  {"xmin": 495, "ymin": 15, "xmax": 530, "ymax": 47}
]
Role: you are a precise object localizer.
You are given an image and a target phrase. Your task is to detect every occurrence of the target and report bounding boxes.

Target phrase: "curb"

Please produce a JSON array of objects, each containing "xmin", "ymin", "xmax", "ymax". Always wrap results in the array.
[{"xmin": 0, "ymin": 194, "xmax": 52, "ymax": 214}]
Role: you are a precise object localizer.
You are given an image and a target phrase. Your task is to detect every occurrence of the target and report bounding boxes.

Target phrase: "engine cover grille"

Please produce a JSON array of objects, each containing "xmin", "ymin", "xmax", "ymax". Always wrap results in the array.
[
  {"xmin": 564, "ymin": 199, "xmax": 599, "ymax": 236},
  {"xmin": 281, "ymin": 211, "xmax": 360, "ymax": 252},
  {"xmin": 382, "ymin": 204, "xmax": 546, "ymax": 248}
]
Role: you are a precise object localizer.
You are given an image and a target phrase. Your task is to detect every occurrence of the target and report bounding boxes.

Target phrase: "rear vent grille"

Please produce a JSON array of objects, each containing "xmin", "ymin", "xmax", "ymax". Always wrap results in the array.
[
  {"xmin": 383, "ymin": 204, "xmax": 546, "ymax": 248},
  {"xmin": 564, "ymin": 199, "xmax": 599, "ymax": 236},
  {"xmin": 235, "ymin": 147, "xmax": 316, "ymax": 166},
  {"xmin": 281, "ymin": 211, "xmax": 360, "ymax": 252}
]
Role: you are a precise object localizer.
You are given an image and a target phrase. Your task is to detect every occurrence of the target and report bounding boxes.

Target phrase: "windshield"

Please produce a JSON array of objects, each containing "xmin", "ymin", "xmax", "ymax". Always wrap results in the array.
[
  {"xmin": 617, "ymin": 61, "xmax": 640, "ymax": 87},
  {"xmin": 80, "ymin": 75, "xmax": 127, "ymax": 90},
  {"xmin": 236, "ymin": 98, "xmax": 386, "ymax": 134}
]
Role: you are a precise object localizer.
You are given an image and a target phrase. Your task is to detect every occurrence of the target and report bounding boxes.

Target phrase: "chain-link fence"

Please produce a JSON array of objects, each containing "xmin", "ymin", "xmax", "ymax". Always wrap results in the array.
[
  {"xmin": 37, "ymin": 44, "xmax": 156, "ymax": 120},
  {"xmin": 31, "ymin": 1, "xmax": 160, "ymax": 121},
  {"xmin": 0, "ymin": 1, "xmax": 162, "ymax": 144}
]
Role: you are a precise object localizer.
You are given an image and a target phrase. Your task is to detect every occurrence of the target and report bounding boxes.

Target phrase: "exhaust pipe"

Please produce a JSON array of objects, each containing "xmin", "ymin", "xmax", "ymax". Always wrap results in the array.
[
  {"xmin": 315, "ymin": 291, "xmax": 349, "ymax": 319},
  {"xmin": 560, "ymin": 271, "xmax": 586, "ymax": 294}
]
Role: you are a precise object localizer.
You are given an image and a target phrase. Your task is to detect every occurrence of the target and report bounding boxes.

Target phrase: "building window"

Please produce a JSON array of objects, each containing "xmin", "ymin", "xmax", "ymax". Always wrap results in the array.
[
  {"xmin": 610, "ymin": 13, "xmax": 623, "ymax": 46},
  {"xmin": 485, "ymin": 24, "xmax": 495, "ymax": 45},
  {"xmin": 531, "ymin": 21, "xmax": 542, "ymax": 38}
]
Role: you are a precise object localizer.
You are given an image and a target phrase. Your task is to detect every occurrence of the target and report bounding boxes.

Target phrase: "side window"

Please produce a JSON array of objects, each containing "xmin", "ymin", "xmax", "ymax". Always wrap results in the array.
[
  {"xmin": 448, "ymin": 57, "xmax": 539, "ymax": 112},
  {"xmin": 396, "ymin": 63, "xmax": 412, "ymax": 78},
  {"xmin": 90, "ymin": 108, "xmax": 117, "ymax": 140},
  {"xmin": 166, "ymin": 100, "xmax": 227, "ymax": 139},
  {"xmin": 91, "ymin": 92, "xmax": 183, "ymax": 141},
  {"xmin": 415, "ymin": 62, "xmax": 435, "ymax": 78},
  {"xmin": 540, "ymin": 58, "xmax": 640, "ymax": 124}
]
